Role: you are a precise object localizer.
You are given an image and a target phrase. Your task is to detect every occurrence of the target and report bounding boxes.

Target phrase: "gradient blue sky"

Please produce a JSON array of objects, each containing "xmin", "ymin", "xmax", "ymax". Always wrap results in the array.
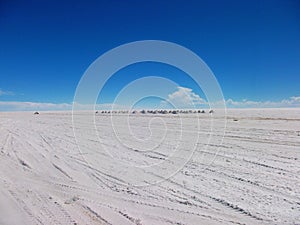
[{"xmin": 0, "ymin": 0, "xmax": 300, "ymax": 110}]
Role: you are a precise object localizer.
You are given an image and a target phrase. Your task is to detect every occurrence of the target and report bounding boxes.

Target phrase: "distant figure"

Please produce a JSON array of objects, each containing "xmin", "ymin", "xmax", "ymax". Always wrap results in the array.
[
  {"xmin": 95, "ymin": 111, "xmax": 99, "ymax": 114},
  {"xmin": 209, "ymin": 109, "xmax": 214, "ymax": 114},
  {"xmin": 34, "ymin": 111, "xmax": 39, "ymax": 115}
]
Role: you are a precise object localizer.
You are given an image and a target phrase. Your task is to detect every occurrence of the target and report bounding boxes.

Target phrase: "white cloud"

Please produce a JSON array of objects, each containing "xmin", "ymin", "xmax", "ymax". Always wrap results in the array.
[
  {"xmin": 0, "ymin": 101, "xmax": 128, "ymax": 111},
  {"xmin": 163, "ymin": 86, "xmax": 300, "ymax": 109},
  {"xmin": 1, "ymin": 95, "xmax": 299, "ymax": 112},
  {"xmin": 165, "ymin": 87, "xmax": 207, "ymax": 108},
  {"xmin": 226, "ymin": 96, "xmax": 300, "ymax": 108},
  {"xmin": 0, "ymin": 101, "xmax": 72, "ymax": 111},
  {"xmin": 0, "ymin": 89, "xmax": 14, "ymax": 96}
]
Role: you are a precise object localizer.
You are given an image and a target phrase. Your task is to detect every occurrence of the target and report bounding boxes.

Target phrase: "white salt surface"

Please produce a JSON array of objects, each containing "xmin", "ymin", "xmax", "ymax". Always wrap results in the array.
[{"xmin": 0, "ymin": 109, "xmax": 299, "ymax": 224}]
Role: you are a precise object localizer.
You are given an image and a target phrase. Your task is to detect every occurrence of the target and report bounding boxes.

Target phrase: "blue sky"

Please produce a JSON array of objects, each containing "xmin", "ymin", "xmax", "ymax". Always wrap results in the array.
[{"xmin": 0, "ymin": 0, "xmax": 300, "ymax": 110}]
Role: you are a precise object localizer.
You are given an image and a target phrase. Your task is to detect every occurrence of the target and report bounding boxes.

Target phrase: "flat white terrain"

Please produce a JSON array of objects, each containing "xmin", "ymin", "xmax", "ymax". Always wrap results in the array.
[{"xmin": 0, "ymin": 109, "xmax": 299, "ymax": 225}]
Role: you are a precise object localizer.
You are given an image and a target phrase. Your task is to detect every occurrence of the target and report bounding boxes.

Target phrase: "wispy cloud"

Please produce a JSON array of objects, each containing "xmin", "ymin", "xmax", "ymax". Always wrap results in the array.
[
  {"xmin": 0, "ymin": 101, "xmax": 72, "ymax": 111},
  {"xmin": 0, "ymin": 89, "xmax": 14, "ymax": 96},
  {"xmin": 226, "ymin": 96, "xmax": 300, "ymax": 108},
  {"xmin": 0, "ymin": 101, "xmax": 128, "ymax": 111},
  {"xmin": 1, "ymin": 89, "xmax": 299, "ymax": 111}
]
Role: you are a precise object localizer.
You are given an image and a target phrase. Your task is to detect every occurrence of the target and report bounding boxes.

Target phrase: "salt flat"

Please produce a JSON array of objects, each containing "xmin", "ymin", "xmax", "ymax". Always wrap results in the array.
[{"xmin": 0, "ymin": 109, "xmax": 299, "ymax": 225}]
